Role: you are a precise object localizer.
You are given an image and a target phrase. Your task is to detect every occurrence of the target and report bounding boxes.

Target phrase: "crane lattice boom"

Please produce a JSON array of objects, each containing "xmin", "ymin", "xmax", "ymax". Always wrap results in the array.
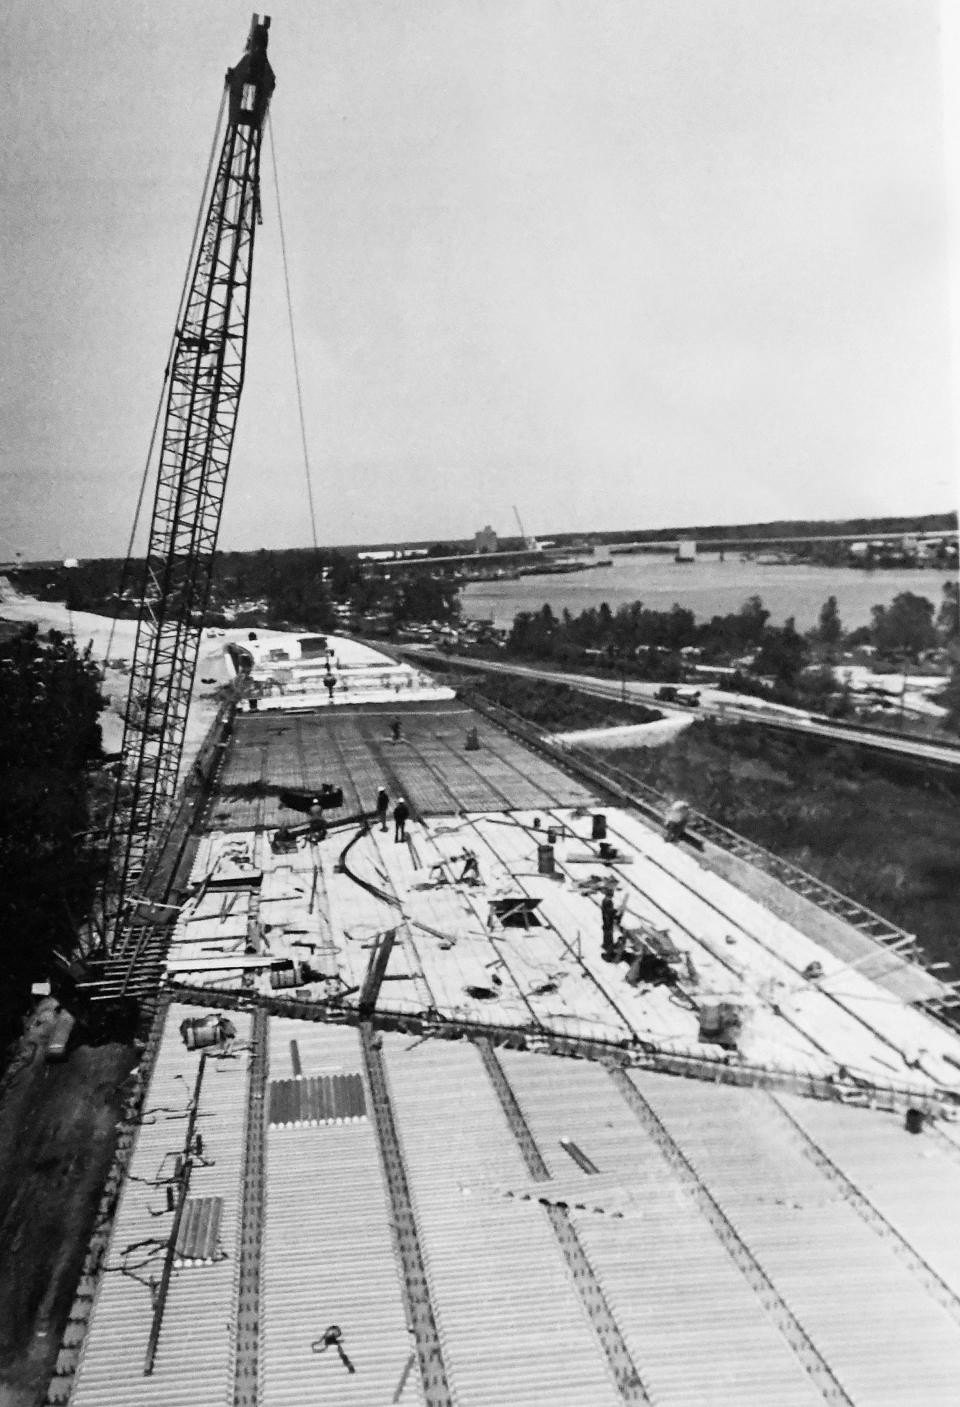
[{"xmin": 109, "ymin": 16, "xmax": 275, "ymax": 936}]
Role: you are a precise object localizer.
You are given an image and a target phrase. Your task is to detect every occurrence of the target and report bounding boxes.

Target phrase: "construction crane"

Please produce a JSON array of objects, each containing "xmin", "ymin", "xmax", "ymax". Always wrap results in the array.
[
  {"xmin": 104, "ymin": 16, "xmax": 276, "ymax": 949},
  {"xmin": 513, "ymin": 504, "xmax": 541, "ymax": 553}
]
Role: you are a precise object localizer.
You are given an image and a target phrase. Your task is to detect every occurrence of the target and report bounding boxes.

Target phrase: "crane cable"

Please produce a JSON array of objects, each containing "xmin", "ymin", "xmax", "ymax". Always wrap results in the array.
[
  {"xmin": 267, "ymin": 111, "xmax": 320, "ymax": 553},
  {"xmin": 106, "ymin": 89, "xmax": 229, "ymax": 668}
]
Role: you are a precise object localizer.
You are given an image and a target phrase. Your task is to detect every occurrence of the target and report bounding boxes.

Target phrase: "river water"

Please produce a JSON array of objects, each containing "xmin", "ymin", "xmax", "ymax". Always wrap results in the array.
[{"xmin": 461, "ymin": 553, "xmax": 955, "ymax": 632}]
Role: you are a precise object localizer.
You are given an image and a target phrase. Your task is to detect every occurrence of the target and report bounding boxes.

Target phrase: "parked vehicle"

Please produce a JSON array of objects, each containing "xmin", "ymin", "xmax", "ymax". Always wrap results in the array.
[{"xmin": 655, "ymin": 685, "xmax": 700, "ymax": 706}]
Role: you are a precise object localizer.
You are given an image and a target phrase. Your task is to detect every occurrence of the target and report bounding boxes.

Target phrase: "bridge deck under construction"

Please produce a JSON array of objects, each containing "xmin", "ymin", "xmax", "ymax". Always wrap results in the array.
[
  {"xmin": 211, "ymin": 700, "xmax": 595, "ymax": 830},
  {"xmin": 60, "ymin": 681, "xmax": 960, "ymax": 1407}
]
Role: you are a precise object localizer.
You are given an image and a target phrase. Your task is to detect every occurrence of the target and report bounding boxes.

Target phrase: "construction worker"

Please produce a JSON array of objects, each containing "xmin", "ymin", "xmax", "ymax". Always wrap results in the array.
[
  {"xmin": 308, "ymin": 797, "xmax": 327, "ymax": 841},
  {"xmin": 601, "ymin": 891, "xmax": 619, "ymax": 961},
  {"xmin": 393, "ymin": 796, "xmax": 410, "ymax": 843},
  {"xmin": 457, "ymin": 848, "xmax": 480, "ymax": 885},
  {"xmin": 390, "ymin": 717, "xmax": 402, "ymax": 743},
  {"xmin": 664, "ymin": 799, "xmax": 690, "ymax": 844},
  {"xmin": 375, "ymin": 786, "xmax": 390, "ymax": 832}
]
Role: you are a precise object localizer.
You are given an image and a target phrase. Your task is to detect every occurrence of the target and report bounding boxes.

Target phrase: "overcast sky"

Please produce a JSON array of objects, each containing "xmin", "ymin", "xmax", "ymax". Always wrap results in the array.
[{"xmin": 2, "ymin": 0, "xmax": 957, "ymax": 559}]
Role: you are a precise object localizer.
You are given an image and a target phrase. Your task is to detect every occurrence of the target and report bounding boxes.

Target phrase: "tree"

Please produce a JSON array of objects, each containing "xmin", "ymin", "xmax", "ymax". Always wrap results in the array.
[
  {"xmin": 0, "ymin": 626, "xmax": 105, "ymax": 1051},
  {"xmin": 936, "ymin": 581, "xmax": 959, "ymax": 646},
  {"xmin": 738, "ymin": 595, "xmax": 771, "ymax": 646},
  {"xmin": 815, "ymin": 596, "xmax": 843, "ymax": 653},
  {"xmin": 870, "ymin": 592, "xmax": 937, "ymax": 661},
  {"xmin": 508, "ymin": 605, "xmax": 557, "ymax": 658},
  {"xmin": 390, "ymin": 573, "xmax": 460, "ymax": 626},
  {"xmin": 751, "ymin": 616, "xmax": 809, "ymax": 687}
]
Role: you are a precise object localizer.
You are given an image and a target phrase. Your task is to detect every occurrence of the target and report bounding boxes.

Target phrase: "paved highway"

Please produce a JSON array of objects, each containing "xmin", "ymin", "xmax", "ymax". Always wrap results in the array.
[{"xmin": 402, "ymin": 648, "xmax": 960, "ymax": 771}]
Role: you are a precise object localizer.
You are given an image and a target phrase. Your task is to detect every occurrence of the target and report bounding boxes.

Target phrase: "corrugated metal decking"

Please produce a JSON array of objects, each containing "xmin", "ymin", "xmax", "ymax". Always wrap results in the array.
[
  {"xmin": 174, "ymin": 1197, "xmax": 223, "ymax": 1266},
  {"xmin": 259, "ymin": 1020, "xmax": 426, "ymax": 1406},
  {"xmin": 381, "ymin": 1034, "xmax": 623, "ymax": 1405},
  {"xmin": 631, "ymin": 1071, "xmax": 960, "ymax": 1405},
  {"xmin": 70, "ymin": 1005, "xmax": 252, "ymax": 1407},
  {"xmin": 496, "ymin": 1046, "xmax": 826, "ymax": 1407},
  {"xmin": 268, "ymin": 1072, "xmax": 367, "ymax": 1127}
]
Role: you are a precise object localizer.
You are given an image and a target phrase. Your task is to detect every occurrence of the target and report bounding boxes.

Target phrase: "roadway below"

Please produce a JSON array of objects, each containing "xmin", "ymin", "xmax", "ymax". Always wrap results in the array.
[{"xmin": 399, "ymin": 648, "xmax": 960, "ymax": 772}]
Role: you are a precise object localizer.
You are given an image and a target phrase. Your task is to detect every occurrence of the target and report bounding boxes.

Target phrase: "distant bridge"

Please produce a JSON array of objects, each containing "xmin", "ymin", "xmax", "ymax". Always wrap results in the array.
[{"xmin": 613, "ymin": 529, "xmax": 958, "ymax": 555}]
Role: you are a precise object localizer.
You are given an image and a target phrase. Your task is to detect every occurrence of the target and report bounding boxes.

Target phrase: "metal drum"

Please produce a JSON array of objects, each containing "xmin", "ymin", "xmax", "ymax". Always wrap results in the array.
[
  {"xmin": 270, "ymin": 962, "xmax": 303, "ymax": 990},
  {"xmin": 537, "ymin": 844, "xmax": 556, "ymax": 876}
]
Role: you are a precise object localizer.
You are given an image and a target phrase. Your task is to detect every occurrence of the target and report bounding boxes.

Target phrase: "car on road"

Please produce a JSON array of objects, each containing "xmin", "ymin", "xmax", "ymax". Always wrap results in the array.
[{"xmin": 655, "ymin": 685, "xmax": 701, "ymax": 706}]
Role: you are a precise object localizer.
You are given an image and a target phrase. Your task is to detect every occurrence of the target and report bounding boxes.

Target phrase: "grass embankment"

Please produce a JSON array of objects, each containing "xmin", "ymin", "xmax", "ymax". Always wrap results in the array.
[
  {"xmin": 462, "ymin": 674, "xmax": 662, "ymax": 731},
  {"xmin": 466, "ymin": 673, "xmax": 960, "ymax": 975}
]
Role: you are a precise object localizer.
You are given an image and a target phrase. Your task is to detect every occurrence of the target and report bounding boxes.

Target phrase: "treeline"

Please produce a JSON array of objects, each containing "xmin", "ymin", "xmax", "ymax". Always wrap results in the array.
[
  {"xmin": 509, "ymin": 590, "xmax": 957, "ymax": 666},
  {"xmin": 12, "ymin": 558, "xmax": 129, "ymax": 616},
  {"xmin": 500, "ymin": 589, "xmax": 960, "ymax": 722},
  {"xmin": 511, "ymin": 596, "xmax": 768, "ymax": 662},
  {"xmin": 11, "ymin": 551, "xmax": 358, "ymax": 629},
  {"xmin": 0, "ymin": 624, "xmax": 105, "ymax": 1055},
  {"xmin": 11, "ymin": 546, "xmax": 460, "ymax": 634}
]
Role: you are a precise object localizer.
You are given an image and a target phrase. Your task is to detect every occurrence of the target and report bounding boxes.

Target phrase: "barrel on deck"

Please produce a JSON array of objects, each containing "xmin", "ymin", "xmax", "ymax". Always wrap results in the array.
[
  {"xmin": 270, "ymin": 962, "xmax": 303, "ymax": 990},
  {"xmin": 180, "ymin": 1015, "xmax": 224, "ymax": 1051},
  {"xmin": 537, "ymin": 844, "xmax": 555, "ymax": 876}
]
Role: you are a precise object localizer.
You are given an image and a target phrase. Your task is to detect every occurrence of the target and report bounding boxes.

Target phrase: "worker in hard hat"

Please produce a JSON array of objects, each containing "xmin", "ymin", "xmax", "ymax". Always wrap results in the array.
[
  {"xmin": 375, "ymin": 786, "xmax": 389, "ymax": 832},
  {"xmin": 393, "ymin": 797, "xmax": 410, "ymax": 842},
  {"xmin": 308, "ymin": 796, "xmax": 327, "ymax": 841},
  {"xmin": 664, "ymin": 799, "xmax": 690, "ymax": 843}
]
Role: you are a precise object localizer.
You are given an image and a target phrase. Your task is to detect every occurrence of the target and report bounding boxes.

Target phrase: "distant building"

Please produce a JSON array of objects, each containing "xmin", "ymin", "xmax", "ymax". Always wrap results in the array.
[
  {"xmin": 474, "ymin": 525, "xmax": 499, "ymax": 554},
  {"xmin": 675, "ymin": 539, "xmax": 696, "ymax": 563}
]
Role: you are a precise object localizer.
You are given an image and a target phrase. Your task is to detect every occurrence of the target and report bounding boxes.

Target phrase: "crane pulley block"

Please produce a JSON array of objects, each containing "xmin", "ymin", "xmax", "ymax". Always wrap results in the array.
[{"xmin": 226, "ymin": 14, "xmax": 276, "ymax": 130}]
